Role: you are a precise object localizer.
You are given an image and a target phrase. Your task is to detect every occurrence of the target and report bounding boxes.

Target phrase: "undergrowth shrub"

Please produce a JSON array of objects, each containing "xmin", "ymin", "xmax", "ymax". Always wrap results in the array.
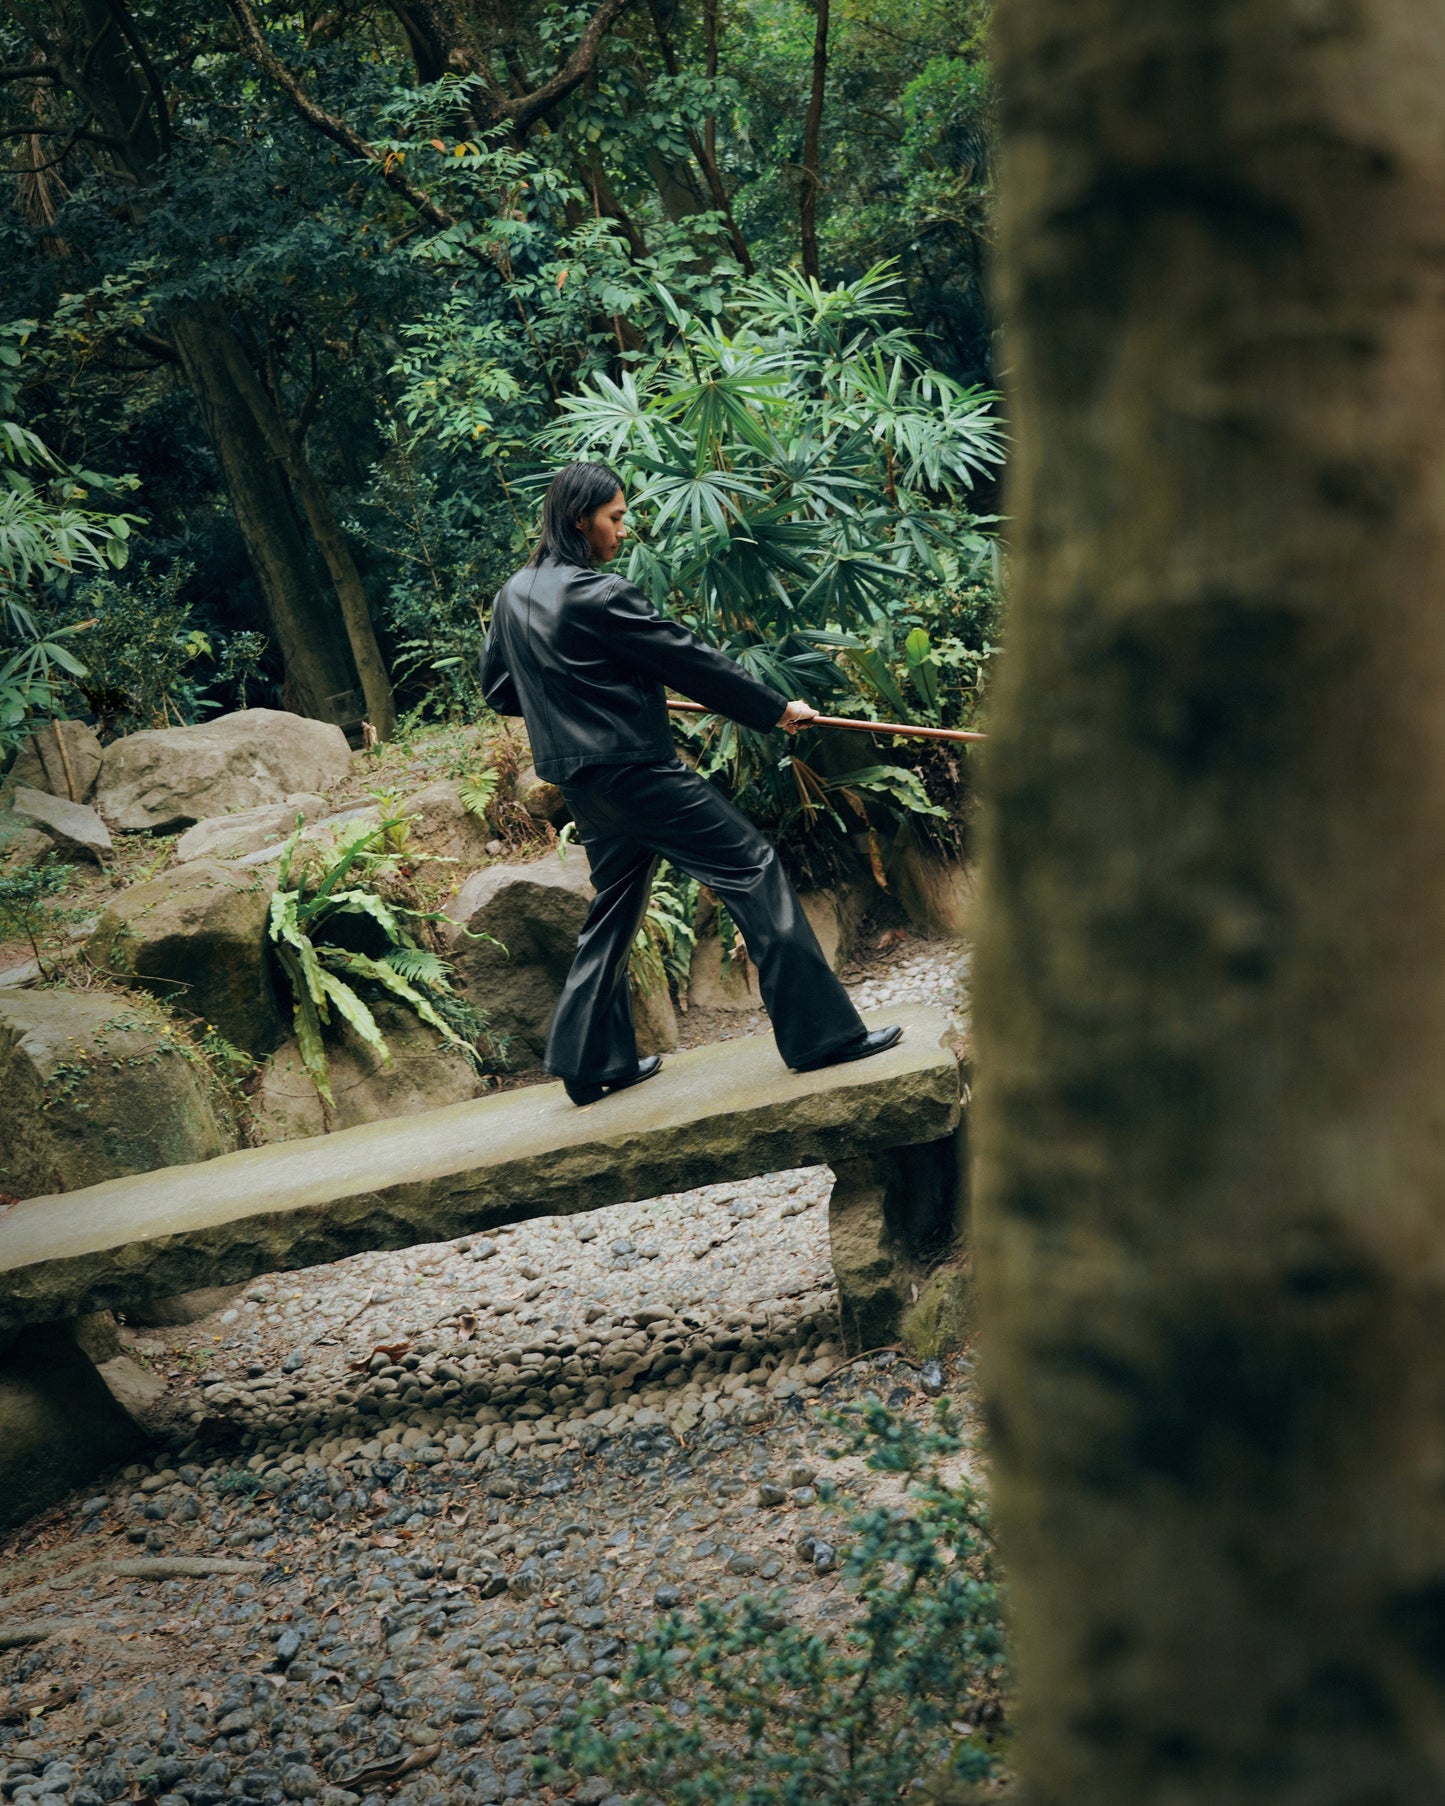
[{"xmin": 543, "ymin": 1399, "xmax": 1008, "ymax": 1804}]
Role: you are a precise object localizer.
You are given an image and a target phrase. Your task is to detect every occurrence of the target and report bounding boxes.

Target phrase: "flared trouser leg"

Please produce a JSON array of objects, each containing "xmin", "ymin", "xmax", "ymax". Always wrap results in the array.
[{"xmin": 544, "ymin": 759, "xmax": 866, "ymax": 1082}]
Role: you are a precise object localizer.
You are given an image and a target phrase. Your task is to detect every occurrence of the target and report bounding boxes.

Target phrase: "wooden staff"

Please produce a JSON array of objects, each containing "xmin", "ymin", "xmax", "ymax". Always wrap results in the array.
[{"xmin": 666, "ymin": 699, "xmax": 986, "ymax": 744}]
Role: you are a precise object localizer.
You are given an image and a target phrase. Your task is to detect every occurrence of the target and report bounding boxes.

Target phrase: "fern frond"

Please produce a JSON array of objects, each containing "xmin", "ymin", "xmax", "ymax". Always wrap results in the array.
[
  {"xmin": 459, "ymin": 767, "xmax": 500, "ymax": 820},
  {"xmin": 383, "ymin": 945, "xmax": 453, "ymax": 989}
]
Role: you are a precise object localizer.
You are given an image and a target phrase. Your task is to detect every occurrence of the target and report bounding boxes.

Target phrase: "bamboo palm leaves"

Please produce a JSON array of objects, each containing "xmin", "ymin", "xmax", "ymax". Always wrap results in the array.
[{"xmin": 538, "ymin": 260, "xmax": 1002, "ymax": 650}]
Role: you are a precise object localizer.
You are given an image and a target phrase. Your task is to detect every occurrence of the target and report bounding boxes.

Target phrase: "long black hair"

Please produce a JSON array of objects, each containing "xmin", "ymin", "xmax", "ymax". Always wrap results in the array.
[{"xmin": 527, "ymin": 460, "xmax": 624, "ymax": 567}]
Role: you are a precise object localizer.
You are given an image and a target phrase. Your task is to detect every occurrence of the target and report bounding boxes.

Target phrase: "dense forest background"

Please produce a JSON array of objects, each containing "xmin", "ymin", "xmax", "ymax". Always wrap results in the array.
[{"xmin": 1, "ymin": 0, "xmax": 999, "ymax": 863}]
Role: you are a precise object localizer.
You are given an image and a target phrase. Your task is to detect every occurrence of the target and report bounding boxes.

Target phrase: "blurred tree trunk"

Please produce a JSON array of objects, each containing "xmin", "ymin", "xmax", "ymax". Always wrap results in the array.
[{"xmin": 973, "ymin": 1, "xmax": 1445, "ymax": 1803}]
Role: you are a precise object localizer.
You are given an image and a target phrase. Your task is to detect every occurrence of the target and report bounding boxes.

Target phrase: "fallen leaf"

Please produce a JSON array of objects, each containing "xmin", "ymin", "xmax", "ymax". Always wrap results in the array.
[
  {"xmin": 457, "ymin": 1313, "xmax": 477, "ymax": 1340},
  {"xmin": 335, "ymin": 1743, "xmax": 442, "ymax": 1792},
  {"xmin": 443, "ymin": 1504, "xmax": 468, "ymax": 1526},
  {"xmin": 348, "ymin": 1341, "xmax": 410, "ymax": 1374}
]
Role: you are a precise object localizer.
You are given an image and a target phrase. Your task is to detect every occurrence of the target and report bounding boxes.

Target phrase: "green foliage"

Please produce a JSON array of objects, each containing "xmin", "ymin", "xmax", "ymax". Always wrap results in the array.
[
  {"xmin": 0, "ymin": 856, "xmax": 73, "ymax": 975},
  {"xmin": 64, "ymin": 564, "xmax": 218, "ymax": 734},
  {"xmin": 458, "ymin": 767, "xmax": 501, "ymax": 822},
  {"xmin": 630, "ymin": 860, "xmax": 700, "ymax": 998},
  {"xmin": 534, "ymin": 262, "xmax": 1000, "ymax": 861},
  {"xmin": 544, "ymin": 1399, "xmax": 1007, "ymax": 1803},
  {"xmin": 266, "ymin": 818, "xmax": 502, "ymax": 1106}
]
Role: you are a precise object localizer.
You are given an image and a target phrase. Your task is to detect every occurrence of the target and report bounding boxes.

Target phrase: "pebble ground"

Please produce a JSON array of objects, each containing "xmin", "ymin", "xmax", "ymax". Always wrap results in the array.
[{"xmin": 0, "ymin": 933, "xmax": 972, "ymax": 1806}]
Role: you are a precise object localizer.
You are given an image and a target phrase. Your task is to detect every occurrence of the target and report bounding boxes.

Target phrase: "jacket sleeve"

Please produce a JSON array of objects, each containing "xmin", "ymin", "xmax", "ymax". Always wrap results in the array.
[
  {"xmin": 599, "ymin": 575, "xmax": 788, "ymax": 733},
  {"xmin": 479, "ymin": 598, "xmax": 522, "ymax": 716}
]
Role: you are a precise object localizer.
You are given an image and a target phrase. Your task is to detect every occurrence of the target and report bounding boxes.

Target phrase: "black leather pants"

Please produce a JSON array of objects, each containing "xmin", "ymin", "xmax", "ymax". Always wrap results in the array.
[{"xmin": 544, "ymin": 758, "xmax": 867, "ymax": 1083}]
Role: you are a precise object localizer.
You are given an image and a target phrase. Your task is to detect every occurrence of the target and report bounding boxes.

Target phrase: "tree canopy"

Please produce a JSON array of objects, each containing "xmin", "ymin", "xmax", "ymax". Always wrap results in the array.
[{"xmin": 0, "ymin": 0, "xmax": 998, "ymax": 855}]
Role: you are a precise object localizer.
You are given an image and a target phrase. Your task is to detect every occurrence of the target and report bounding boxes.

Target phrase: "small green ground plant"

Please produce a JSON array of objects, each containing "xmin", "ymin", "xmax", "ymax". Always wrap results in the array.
[
  {"xmin": 544, "ymin": 1399, "xmax": 1008, "ymax": 1804},
  {"xmin": 267, "ymin": 816, "xmax": 502, "ymax": 1106},
  {"xmin": 0, "ymin": 856, "xmax": 74, "ymax": 975}
]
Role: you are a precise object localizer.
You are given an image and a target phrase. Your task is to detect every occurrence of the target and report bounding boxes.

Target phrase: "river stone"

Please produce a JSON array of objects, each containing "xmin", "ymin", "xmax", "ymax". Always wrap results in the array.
[
  {"xmin": 0, "ymin": 1001, "xmax": 956, "ymax": 1334},
  {"xmin": 443, "ymin": 853, "xmax": 596, "ymax": 1062},
  {"xmin": 9, "ymin": 720, "xmax": 103, "ymax": 803},
  {"xmin": 96, "ymin": 709, "xmax": 351, "ymax": 833},
  {"xmin": 12, "ymin": 786, "xmax": 114, "ymax": 864},
  {"xmin": 254, "ymin": 1000, "xmax": 485, "ymax": 1141},
  {"xmin": 0, "ymin": 1322, "xmax": 145, "ymax": 1532},
  {"xmin": 87, "ymin": 859, "xmax": 280, "ymax": 1053},
  {"xmin": 0, "ymin": 988, "xmax": 229, "ymax": 1200},
  {"xmin": 175, "ymin": 794, "xmax": 328, "ymax": 863}
]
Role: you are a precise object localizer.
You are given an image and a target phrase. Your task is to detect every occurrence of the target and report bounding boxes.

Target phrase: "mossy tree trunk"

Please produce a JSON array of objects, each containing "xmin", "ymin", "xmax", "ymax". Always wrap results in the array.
[{"xmin": 974, "ymin": 1, "xmax": 1445, "ymax": 1801}]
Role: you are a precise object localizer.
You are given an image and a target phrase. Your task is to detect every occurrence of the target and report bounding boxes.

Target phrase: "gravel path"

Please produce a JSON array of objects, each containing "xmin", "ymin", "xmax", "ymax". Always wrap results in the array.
[{"xmin": 0, "ymin": 936, "xmax": 971, "ymax": 1806}]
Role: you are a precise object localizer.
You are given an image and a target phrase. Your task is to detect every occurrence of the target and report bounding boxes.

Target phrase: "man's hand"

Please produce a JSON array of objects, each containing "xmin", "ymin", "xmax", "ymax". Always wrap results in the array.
[{"xmin": 777, "ymin": 699, "xmax": 820, "ymax": 735}]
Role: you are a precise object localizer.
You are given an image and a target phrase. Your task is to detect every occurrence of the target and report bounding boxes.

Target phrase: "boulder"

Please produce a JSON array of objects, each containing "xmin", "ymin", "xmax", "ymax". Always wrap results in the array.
[
  {"xmin": 396, "ymin": 778, "xmax": 496, "ymax": 866},
  {"xmin": 253, "ymin": 1000, "xmax": 486, "ymax": 1142},
  {"xmin": 887, "ymin": 828, "xmax": 977, "ymax": 939},
  {"xmin": 9, "ymin": 719, "xmax": 103, "ymax": 803},
  {"xmin": 687, "ymin": 933, "xmax": 759, "ymax": 1012},
  {"xmin": 633, "ymin": 979, "xmax": 679, "ymax": 1058},
  {"xmin": 96, "ymin": 708, "xmax": 351, "ymax": 833},
  {"xmin": 515, "ymin": 765, "xmax": 568, "ymax": 825},
  {"xmin": 234, "ymin": 804, "xmax": 382, "ymax": 874},
  {"xmin": 0, "ymin": 1321, "xmax": 146, "ymax": 1531},
  {"xmin": 0, "ymin": 809, "xmax": 53, "ymax": 873},
  {"xmin": 899, "ymin": 1259, "xmax": 974, "ymax": 1360},
  {"xmin": 0, "ymin": 988, "xmax": 230, "ymax": 1200},
  {"xmin": 799, "ymin": 877, "xmax": 875, "ymax": 970},
  {"xmin": 12, "ymin": 784, "xmax": 114, "ymax": 864},
  {"xmin": 87, "ymin": 859, "xmax": 281, "ymax": 1053},
  {"xmin": 444, "ymin": 852, "xmax": 595, "ymax": 1063},
  {"xmin": 96, "ymin": 1351, "xmax": 168, "ymax": 1419},
  {"xmin": 175, "ymin": 793, "xmax": 328, "ymax": 863}
]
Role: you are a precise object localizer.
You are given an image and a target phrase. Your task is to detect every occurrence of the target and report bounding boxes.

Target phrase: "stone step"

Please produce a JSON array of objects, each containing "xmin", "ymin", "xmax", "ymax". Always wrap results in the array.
[{"xmin": 0, "ymin": 1004, "xmax": 960, "ymax": 1335}]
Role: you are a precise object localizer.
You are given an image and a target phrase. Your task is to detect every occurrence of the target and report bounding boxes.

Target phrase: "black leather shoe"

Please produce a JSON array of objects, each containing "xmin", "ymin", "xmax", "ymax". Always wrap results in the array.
[
  {"xmin": 564, "ymin": 1054, "xmax": 664, "ymax": 1107},
  {"xmin": 792, "ymin": 1025, "xmax": 903, "ymax": 1073}
]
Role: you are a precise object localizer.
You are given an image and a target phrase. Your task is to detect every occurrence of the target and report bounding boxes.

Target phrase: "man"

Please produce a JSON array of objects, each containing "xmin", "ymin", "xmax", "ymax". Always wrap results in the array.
[{"xmin": 481, "ymin": 459, "xmax": 901, "ymax": 1106}]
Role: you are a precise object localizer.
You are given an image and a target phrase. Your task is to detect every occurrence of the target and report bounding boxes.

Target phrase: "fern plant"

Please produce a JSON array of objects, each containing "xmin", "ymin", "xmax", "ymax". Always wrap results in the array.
[
  {"xmin": 266, "ymin": 818, "xmax": 500, "ymax": 1106},
  {"xmin": 459, "ymin": 766, "xmax": 500, "ymax": 821}
]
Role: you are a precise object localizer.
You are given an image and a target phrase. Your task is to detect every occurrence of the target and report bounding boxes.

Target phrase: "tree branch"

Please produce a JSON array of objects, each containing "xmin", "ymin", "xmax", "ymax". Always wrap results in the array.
[
  {"xmin": 0, "ymin": 60, "xmax": 58, "ymax": 82},
  {"xmin": 223, "ymin": 0, "xmax": 458, "ymax": 233},
  {"xmin": 504, "ymin": 0, "xmax": 638, "ymax": 136}
]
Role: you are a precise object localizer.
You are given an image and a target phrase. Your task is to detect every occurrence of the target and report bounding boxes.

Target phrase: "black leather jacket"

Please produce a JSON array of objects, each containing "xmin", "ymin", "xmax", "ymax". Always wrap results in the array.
[{"xmin": 480, "ymin": 557, "xmax": 789, "ymax": 783}]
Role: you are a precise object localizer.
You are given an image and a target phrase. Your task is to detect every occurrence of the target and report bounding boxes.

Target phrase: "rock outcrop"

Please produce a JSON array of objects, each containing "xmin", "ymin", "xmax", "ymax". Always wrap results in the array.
[
  {"xmin": 444, "ymin": 853, "xmax": 596, "ymax": 1062},
  {"xmin": 175, "ymin": 793, "xmax": 328, "ymax": 863},
  {"xmin": 8, "ymin": 719, "xmax": 103, "ymax": 803},
  {"xmin": 87, "ymin": 859, "xmax": 280, "ymax": 1053},
  {"xmin": 395, "ymin": 778, "xmax": 496, "ymax": 866},
  {"xmin": 96, "ymin": 709, "xmax": 351, "ymax": 833},
  {"xmin": 255, "ymin": 1000, "xmax": 486, "ymax": 1142},
  {"xmin": 887, "ymin": 826, "xmax": 977, "ymax": 939},
  {"xmin": 12, "ymin": 785, "xmax": 114, "ymax": 864},
  {"xmin": 0, "ymin": 988, "xmax": 230, "ymax": 1200}
]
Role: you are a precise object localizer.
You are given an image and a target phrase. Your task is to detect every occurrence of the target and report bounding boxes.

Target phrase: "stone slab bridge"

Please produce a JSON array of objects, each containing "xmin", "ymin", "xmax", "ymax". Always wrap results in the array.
[{"xmin": 0, "ymin": 1003, "xmax": 967, "ymax": 1525}]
